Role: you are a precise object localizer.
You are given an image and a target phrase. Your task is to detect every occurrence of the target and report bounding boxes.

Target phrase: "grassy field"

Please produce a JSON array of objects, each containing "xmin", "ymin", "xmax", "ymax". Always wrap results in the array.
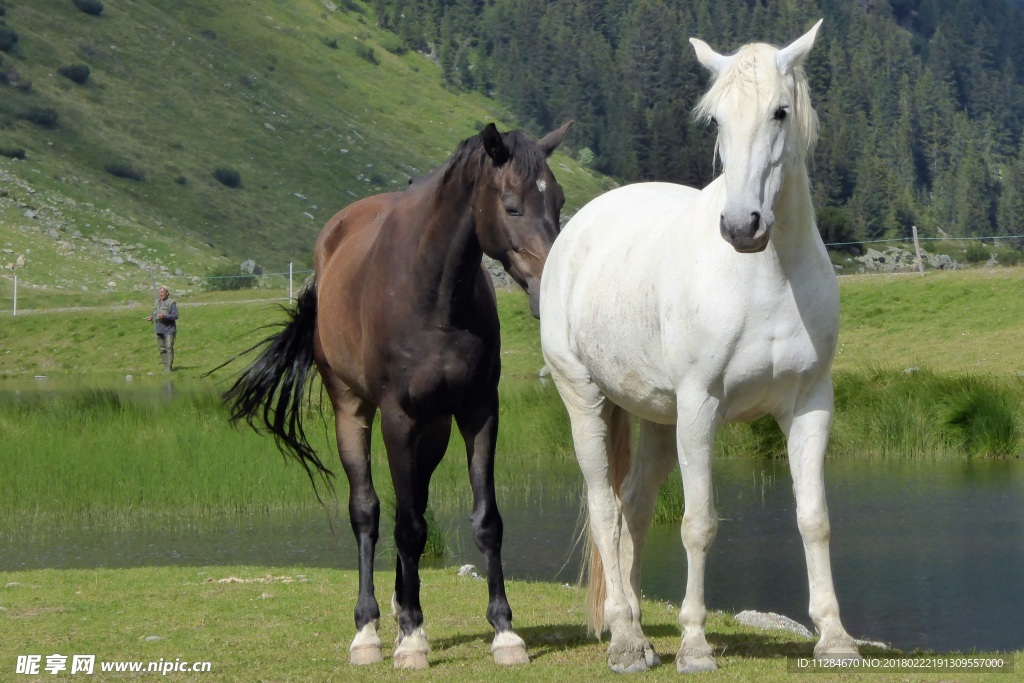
[
  {"xmin": 2, "ymin": 565, "xmax": 1015, "ymax": 682},
  {"xmin": 835, "ymin": 268, "xmax": 1024, "ymax": 374}
]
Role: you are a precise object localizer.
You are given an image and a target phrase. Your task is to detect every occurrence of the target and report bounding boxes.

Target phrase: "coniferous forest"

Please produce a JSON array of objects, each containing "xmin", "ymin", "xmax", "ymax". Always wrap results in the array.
[{"xmin": 371, "ymin": 0, "xmax": 1024, "ymax": 247}]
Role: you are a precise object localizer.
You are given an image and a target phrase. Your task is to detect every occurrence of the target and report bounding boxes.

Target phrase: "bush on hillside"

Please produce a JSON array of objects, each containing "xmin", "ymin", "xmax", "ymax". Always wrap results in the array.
[
  {"xmin": 72, "ymin": 0, "xmax": 104, "ymax": 16},
  {"xmin": 379, "ymin": 34, "xmax": 408, "ymax": 55},
  {"xmin": 204, "ymin": 264, "xmax": 257, "ymax": 291},
  {"xmin": 212, "ymin": 167, "xmax": 241, "ymax": 188},
  {"xmin": 0, "ymin": 145, "xmax": 26, "ymax": 159},
  {"xmin": 355, "ymin": 44, "xmax": 379, "ymax": 65},
  {"xmin": 58, "ymin": 64, "xmax": 90, "ymax": 84},
  {"xmin": 104, "ymin": 161, "xmax": 146, "ymax": 181},
  {"xmin": 18, "ymin": 107, "xmax": 58, "ymax": 128},
  {"xmin": 0, "ymin": 66, "xmax": 30, "ymax": 90},
  {"xmin": 0, "ymin": 24, "xmax": 17, "ymax": 53}
]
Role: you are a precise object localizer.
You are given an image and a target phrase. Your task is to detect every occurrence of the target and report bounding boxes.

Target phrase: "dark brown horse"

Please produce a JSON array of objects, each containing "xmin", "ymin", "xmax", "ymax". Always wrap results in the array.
[{"xmin": 223, "ymin": 122, "xmax": 573, "ymax": 669}]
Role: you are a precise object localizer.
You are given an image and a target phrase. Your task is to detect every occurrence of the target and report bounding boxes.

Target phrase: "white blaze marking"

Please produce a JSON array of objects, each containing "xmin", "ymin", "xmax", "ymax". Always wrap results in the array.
[{"xmin": 537, "ymin": 179, "xmax": 547, "ymax": 193}]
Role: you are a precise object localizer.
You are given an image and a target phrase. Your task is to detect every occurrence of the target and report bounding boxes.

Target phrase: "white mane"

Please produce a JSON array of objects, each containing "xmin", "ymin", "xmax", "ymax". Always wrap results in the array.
[{"xmin": 694, "ymin": 43, "xmax": 819, "ymax": 158}]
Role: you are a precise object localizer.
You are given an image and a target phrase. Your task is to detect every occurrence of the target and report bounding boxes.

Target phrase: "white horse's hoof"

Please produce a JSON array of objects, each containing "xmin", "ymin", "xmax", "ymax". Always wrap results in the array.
[
  {"xmin": 676, "ymin": 646, "xmax": 716, "ymax": 673},
  {"xmin": 492, "ymin": 631, "xmax": 529, "ymax": 665},
  {"xmin": 349, "ymin": 623, "xmax": 382, "ymax": 665},
  {"xmin": 608, "ymin": 637, "xmax": 655, "ymax": 673},
  {"xmin": 676, "ymin": 656, "xmax": 717, "ymax": 673},
  {"xmin": 814, "ymin": 635, "xmax": 862, "ymax": 661},
  {"xmin": 394, "ymin": 627, "xmax": 430, "ymax": 670},
  {"xmin": 609, "ymin": 658, "xmax": 650, "ymax": 674}
]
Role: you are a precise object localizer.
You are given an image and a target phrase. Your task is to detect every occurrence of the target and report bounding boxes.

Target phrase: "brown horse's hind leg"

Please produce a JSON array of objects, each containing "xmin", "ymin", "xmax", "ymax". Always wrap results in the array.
[
  {"xmin": 326, "ymin": 380, "xmax": 382, "ymax": 665},
  {"xmin": 457, "ymin": 391, "xmax": 529, "ymax": 666}
]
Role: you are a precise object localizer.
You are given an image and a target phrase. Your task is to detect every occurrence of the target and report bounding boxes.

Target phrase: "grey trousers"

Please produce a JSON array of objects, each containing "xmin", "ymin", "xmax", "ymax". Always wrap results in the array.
[{"xmin": 157, "ymin": 333, "xmax": 175, "ymax": 371}]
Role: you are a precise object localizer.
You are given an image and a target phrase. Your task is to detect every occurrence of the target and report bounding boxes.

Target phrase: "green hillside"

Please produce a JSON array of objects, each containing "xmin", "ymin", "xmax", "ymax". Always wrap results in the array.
[{"xmin": 0, "ymin": 0, "xmax": 612, "ymax": 303}]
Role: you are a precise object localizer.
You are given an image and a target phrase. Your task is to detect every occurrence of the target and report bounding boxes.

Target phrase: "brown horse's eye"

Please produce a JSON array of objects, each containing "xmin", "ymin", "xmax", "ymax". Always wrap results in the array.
[{"xmin": 502, "ymin": 193, "xmax": 524, "ymax": 216}]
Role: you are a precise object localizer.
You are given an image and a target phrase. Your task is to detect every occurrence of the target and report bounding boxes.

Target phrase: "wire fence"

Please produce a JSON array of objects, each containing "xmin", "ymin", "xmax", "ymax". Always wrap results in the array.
[{"xmin": 3, "ymin": 234, "xmax": 1023, "ymax": 315}]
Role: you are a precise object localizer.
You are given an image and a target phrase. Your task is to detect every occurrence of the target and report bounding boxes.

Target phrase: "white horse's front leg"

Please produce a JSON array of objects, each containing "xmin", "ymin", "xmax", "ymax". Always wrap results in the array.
[
  {"xmin": 675, "ymin": 399, "xmax": 719, "ymax": 673},
  {"xmin": 781, "ymin": 384, "xmax": 860, "ymax": 661}
]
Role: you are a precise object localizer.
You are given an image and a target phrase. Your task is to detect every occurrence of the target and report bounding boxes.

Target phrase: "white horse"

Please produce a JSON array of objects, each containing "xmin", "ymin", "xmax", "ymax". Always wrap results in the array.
[{"xmin": 540, "ymin": 21, "xmax": 861, "ymax": 673}]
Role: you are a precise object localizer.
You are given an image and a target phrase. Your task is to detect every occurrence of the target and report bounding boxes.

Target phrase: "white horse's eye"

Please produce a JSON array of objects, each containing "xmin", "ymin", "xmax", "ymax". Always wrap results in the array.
[{"xmin": 773, "ymin": 107, "xmax": 788, "ymax": 121}]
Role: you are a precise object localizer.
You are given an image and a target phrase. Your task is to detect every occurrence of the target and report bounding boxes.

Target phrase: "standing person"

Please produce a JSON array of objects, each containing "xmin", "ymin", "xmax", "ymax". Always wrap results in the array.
[{"xmin": 145, "ymin": 286, "xmax": 178, "ymax": 372}]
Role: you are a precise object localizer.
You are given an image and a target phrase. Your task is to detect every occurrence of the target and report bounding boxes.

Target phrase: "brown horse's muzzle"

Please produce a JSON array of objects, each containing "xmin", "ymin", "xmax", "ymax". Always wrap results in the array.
[{"xmin": 506, "ymin": 250, "xmax": 545, "ymax": 318}]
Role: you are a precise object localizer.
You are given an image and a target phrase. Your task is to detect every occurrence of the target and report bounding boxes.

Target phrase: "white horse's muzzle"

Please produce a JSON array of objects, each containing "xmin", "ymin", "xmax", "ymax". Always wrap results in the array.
[{"xmin": 720, "ymin": 208, "xmax": 771, "ymax": 253}]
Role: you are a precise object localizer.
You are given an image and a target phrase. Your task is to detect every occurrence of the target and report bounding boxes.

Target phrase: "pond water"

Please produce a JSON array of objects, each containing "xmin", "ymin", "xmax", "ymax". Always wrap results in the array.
[{"xmin": 3, "ymin": 458, "xmax": 1022, "ymax": 654}]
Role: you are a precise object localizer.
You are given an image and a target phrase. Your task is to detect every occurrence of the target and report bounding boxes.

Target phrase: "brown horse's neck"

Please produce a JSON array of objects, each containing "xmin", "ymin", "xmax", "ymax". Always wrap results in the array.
[{"xmin": 399, "ymin": 172, "xmax": 486, "ymax": 325}]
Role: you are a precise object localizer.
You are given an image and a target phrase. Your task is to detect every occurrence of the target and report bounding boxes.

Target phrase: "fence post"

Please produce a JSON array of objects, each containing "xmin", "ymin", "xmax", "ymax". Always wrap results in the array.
[
  {"xmin": 13, "ymin": 274, "xmax": 17, "ymax": 316},
  {"xmin": 289, "ymin": 262, "xmax": 293, "ymax": 301},
  {"xmin": 912, "ymin": 225, "xmax": 925, "ymax": 276}
]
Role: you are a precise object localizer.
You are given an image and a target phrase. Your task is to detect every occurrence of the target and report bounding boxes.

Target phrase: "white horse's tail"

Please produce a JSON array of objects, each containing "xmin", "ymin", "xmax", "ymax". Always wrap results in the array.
[{"xmin": 581, "ymin": 406, "xmax": 632, "ymax": 637}]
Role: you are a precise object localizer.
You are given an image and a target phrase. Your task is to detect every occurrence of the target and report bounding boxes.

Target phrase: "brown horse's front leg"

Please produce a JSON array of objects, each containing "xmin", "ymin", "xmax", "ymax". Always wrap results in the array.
[
  {"xmin": 380, "ymin": 401, "xmax": 431, "ymax": 670},
  {"xmin": 457, "ymin": 392, "xmax": 529, "ymax": 666}
]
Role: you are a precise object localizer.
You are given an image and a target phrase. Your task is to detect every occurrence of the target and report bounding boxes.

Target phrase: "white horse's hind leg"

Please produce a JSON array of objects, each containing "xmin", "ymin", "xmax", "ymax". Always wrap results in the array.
[
  {"xmin": 781, "ymin": 385, "xmax": 861, "ymax": 661},
  {"xmin": 613, "ymin": 420, "xmax": 680, "ymax": 668},
  {"xmin": 548, "ymin": 363, "xmax": 652, "ymax": 672},
  {"xmin": 675, "ymin": 398, "xmax": 719, "ymax": 673},
  {"xmin": 581, "ymin": 405, "xmax": 652, "ymax": 673}
]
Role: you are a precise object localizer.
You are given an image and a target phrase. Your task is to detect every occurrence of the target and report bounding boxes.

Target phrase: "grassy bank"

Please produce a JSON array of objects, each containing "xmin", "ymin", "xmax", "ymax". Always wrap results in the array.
[{"xmin": 2, "ymin": 565, "xmax": 1014, "ymax": 682}]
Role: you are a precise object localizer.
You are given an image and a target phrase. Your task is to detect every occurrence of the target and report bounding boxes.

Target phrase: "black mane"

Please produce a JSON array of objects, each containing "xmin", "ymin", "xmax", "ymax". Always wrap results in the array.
[{"xmin": 438, "ymin": 128, "xmax": 546, "ymax": 192}]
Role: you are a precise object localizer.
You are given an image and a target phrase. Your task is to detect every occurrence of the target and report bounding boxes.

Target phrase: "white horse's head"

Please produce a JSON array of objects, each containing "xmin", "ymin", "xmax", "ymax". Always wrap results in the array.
[{"xmin": 690, "ymin": 20, "xmax": 821, "ymax": 253}]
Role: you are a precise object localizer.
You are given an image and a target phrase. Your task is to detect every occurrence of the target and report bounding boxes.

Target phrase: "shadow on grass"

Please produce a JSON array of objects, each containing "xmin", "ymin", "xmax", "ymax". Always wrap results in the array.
[{"xmin": 432, "ymin": 622, "xmax": 818, "ymax": 664}]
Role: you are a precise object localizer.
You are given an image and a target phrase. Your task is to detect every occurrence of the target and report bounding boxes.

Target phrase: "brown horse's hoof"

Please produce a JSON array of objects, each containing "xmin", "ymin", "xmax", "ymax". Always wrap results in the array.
[
  {"xmin": 394, "ymin": 627, "xmax": 430, "ymax": 670},
  {"xmin": 393, "ymin": 651, "xmax": 429, "ymax": 670},
  {"xmin": 492, "ymin": 631, "xmax": 529, "ymax": 666},
  {"xmin": 349, "ymin": 644, "xmax": 382, "ymax": 665},
  {"xmin": 349, "ymin": 623, "xmax": 382, "ymax": 665},
  {"xmin": 493, "ymin": 646, "xmax": 529, "ymax": 666}
]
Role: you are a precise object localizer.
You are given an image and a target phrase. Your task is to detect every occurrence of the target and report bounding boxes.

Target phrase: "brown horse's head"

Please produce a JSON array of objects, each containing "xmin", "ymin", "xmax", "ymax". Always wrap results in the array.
[{"xmin": 472, "ymin": 121, "xmax": 573, "ymax": 317}]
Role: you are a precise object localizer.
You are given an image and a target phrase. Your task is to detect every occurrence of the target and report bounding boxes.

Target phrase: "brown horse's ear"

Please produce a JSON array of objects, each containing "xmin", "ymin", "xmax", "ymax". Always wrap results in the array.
[
  {"xmin": 539, "ymin": 120, "xmax": 575, "ymax": 157},
  {"xmin": 481, "ymin": 123, "xmax": 510, "ymax": 166}
]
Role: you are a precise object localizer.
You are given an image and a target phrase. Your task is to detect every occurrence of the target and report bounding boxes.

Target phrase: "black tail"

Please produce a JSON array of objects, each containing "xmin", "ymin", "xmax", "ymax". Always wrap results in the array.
[{"xmin": 220, "ymin": 282, "xmax": 334, "ymax": 483}]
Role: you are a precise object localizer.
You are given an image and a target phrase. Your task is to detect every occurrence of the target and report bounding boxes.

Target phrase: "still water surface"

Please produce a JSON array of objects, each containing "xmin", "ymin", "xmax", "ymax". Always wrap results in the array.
[{"xmin": 3, "ymin": 458, "xmax": 1022, "ymax": 653}]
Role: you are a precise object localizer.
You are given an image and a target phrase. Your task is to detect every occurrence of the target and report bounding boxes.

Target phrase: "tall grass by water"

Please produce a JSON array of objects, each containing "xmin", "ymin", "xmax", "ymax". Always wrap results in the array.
[
  {"xmin": 0, "ymin": 379, "xmax": 581, "ymax": 538},
  {"xmin": 4, "ymin": 368, "xmax": 1020, "ymax": 538}
]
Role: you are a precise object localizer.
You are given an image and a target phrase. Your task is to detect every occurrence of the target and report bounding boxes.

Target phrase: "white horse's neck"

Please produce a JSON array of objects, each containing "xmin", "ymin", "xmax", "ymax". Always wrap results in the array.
[{"xmin": 768, "ymin": 161, "xmax": 818, "ymax": 255}]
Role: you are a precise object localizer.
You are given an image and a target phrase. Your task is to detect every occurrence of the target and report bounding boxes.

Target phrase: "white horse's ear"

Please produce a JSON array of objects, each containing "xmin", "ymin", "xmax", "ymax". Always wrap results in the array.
[
  {"xmin": 777, "ymin": 19, "xmax": 823, "ymax": 74},
  {"xmin": 689, "ymin": 37, "xmax": 733, "ymax": 76}
]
